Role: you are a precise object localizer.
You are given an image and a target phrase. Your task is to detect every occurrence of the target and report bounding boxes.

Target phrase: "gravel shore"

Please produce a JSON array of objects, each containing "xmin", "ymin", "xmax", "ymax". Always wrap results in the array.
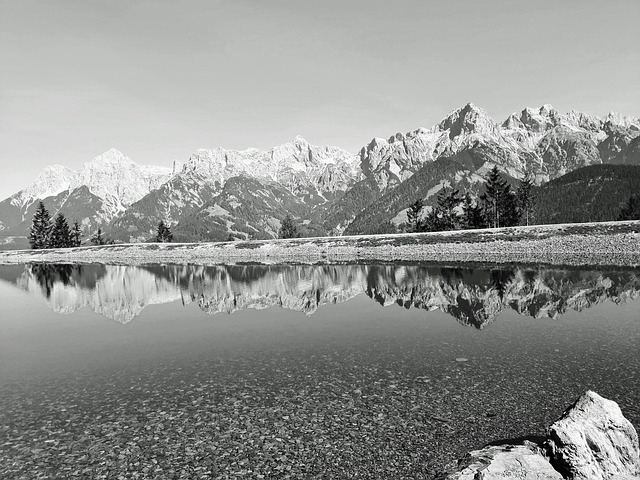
[{"xmin": 1, "ymin": 221, "xmax": 638, "ymax": 267}]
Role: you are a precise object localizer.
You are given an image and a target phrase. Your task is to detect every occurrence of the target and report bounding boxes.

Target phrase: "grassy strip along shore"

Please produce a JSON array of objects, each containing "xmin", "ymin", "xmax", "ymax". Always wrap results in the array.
[{"xmin": 1, "ymin": 221, "xmax": 638, "ymax": 267}]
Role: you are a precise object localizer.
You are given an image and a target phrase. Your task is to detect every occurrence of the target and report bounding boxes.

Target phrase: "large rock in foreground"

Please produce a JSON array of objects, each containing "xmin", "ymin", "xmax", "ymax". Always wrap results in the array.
[
  {"xmin": 448, "ymin": 443, "xmax": 563, "ymax": 479},
  {"xmin": 445, "ymin": 391, "xmax": 640, "ymax": 479},
  {"xmin": 547, "ymin": 391, "xmax": 640, "ymax": 479}
]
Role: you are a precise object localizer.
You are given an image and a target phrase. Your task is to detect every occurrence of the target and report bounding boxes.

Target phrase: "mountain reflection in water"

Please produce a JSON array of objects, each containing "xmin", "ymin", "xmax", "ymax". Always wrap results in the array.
[{"xmin": 5, "ymin": 262, "xmax": 640, "ymax": 327}]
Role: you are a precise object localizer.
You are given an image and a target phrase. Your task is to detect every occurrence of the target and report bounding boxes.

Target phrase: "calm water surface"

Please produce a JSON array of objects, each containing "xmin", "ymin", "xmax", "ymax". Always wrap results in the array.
[{"xmin": 1, "ymin": 262, "xmax": 639, "ymax": 479}]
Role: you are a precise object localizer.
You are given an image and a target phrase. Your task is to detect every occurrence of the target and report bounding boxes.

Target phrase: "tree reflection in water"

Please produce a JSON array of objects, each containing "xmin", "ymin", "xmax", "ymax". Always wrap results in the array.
[{"xmin": 9, "ymin": 262, "xmax": 640, "ymax": 327}]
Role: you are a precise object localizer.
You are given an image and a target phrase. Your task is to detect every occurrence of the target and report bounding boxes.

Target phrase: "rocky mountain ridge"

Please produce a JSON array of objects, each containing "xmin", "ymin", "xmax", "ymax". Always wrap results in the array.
[
  {"xmin": 360, "ymin": 103, "xmax": 639, "ymax": 193},
  {"xmin": 1, "ymin": 103, "xmax": 638, "ymax": 244}
]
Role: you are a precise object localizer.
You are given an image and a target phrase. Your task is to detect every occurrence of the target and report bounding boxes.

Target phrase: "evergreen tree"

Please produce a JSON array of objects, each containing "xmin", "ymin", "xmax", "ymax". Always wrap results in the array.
[
  {"xmin": 516, "ymin": 174, "xmax": 535, "ymax": 226},
  {"xmin": 156, "ymin": 221, "xmax": 173, "ymax": 242},
  {"xmin": 480, "ymin": 166, "xmax": 506, "ymax": 228},
  {"xmin": 500, "ymin": 184, "xmax": 521, "ymax": 227},
  {"xmin": 461, "ymin": 193, "xmax": 486, "ymax": 229},
  {"xmin": 376, "ymin": 220, "xmax": 397, "ymax": 234},
  {"xmin": 618, "ymin": 194, "xmax": 640, "ymax": 220},
  {"xmin": 29, "ymin": 201, "xmax": 52, "ymax": 249},
  {"xmin": 278, "ymin": 214, "xmax": 300, "ymax": 239},
  {"xmin": 406, "ymin": 199, "xmax": 424, "ymax": 233},
  {"xmin": 480, "ymin": 166, "xmax": 521, "ymax": 228},
  {"xmin": 420, "ymin": 209, "xmax": 439, "ymax": 232},
  {"xmin": 423, "ymin": 208, "xmax": 446, "ymax": 232},
  {"xmin": 436, "ymin": 188, "xmax": 462, "ymax": 231},
  {"xmin": 90, "ymin": 228, "xmax": 105, "ymax": 246},
  {"xmin": 421, "ymin": 189, "xmax": 464, "ymax": 232},
  {"xmin": 49, "ymin": 213, "xmax": 72, "ymax": 248},
  {"xmin": 71, "ymin": 221, "xmax": 83, "ymax": 247}
]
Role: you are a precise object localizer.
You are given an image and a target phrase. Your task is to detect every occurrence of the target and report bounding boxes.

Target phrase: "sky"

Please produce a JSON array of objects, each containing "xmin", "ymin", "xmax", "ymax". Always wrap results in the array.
[{"xmin": 1, "ymin": 0, "xmax": 639, "ymax": 200}]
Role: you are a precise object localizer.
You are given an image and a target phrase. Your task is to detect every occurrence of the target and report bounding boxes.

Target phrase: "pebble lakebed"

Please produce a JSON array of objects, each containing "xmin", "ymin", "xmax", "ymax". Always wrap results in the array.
[{"xmin": 2, "ymin": 311, "xmax": 639, "ymax": 479}]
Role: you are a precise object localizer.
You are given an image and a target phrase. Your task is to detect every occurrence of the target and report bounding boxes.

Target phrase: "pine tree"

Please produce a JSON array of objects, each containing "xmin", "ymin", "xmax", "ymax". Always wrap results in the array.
[
  {"xmin": 480, "ymin": 166, "xmax": 521, "ymax": 228},
  {"xmin": 156, "ymin": 221, "xmax": 173, "ymax": 242},
  {"xmin": 500, "ymin": 184, "xmax": 520, "ymax": 227},
  {"xmin": 618, "ymin": 194, "xmax": 640, "ymax": 220},
  {"xmin": 436, "ymin": 188, "xmax": 462, "ymax": 231},
  {"xmin": 49, "ymin": 213, "xmax": 72, "ymax": 248},
  {"xmin": 461, "ymin": 193, "xmax": 486, "ymax": 229},
  {"xmin": 480, "ymin": 166, "xmax": 506, "ymax": 228},
  {"xmin": 90, "ymin": 228, "xmax": 105, "ymax": 246},
  {"xmin": 71, "ymin": 221, "xmax": 83, "ymax": 247},
  {"xmin": 278, "ymin": 214, "xmax": 300, "ymax": 239},
  {"xmin": 376, "ymin": 220, "xmax": 397, "ymax": 234},
  {"xmin": 406, "ymin": 199, "xmax": 424, "ymax": 233},
  {"xmin": 29, "ymin": 201, "xmax": 52, "ymax": 249},
  {"xmin": 516, "ymin": 174, "xmax": 535, "ymax": 226}
]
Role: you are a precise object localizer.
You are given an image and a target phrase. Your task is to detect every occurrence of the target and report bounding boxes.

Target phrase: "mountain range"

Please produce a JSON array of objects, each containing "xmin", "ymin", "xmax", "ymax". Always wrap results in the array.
[
  {"xmin": 2, "ymin": 263, "xmax": 638, "ymax": 328},
  {"xmin": 1, "ymin": 103, "xmax": 638, "ymax": 245}
]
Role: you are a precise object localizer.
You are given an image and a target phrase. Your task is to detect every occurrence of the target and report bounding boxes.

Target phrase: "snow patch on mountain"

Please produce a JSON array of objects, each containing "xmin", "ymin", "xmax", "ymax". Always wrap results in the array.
[
  {"xmin": 3, "ymin": 148, "xmax": 174, "ymax": 222},
  {"xmin": 9, "ymin": 165, "xmax": 75, "ymax": 209}
]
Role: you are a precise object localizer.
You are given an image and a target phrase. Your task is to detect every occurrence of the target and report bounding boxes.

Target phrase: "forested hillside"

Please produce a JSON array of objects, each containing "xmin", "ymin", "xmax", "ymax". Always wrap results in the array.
[{"xmin": 533, "ymin": 164, "xmax": 640, "ymax": 224}]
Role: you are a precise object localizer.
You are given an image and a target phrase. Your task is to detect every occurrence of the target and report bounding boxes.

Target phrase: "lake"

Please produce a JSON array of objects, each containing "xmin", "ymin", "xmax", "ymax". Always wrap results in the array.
[{"xmin": 1, "ymin": 262, "xmax": 639, "ymax": 479}]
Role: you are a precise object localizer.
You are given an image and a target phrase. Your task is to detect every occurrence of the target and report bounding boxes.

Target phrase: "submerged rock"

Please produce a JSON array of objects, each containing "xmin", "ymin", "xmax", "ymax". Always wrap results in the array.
[
  {"xmin": 547, "ymin": 390, "xmax": 640, "ymax": 479},
  {"xmin": 445, "ymin": 391, "xmax": 640, "ymax": 479}
]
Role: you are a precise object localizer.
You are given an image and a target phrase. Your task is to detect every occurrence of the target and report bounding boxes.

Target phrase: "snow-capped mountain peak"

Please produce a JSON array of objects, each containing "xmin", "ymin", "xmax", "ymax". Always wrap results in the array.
[
  {"xmin": 69, "ymin": 149, "xmax": 173, "ymax": 213},
  {"xmin": 90, "ymin": 148, "xmax": 132, "ymax": 164},
  {"xmin": 9, "ymin": 164, "xmax": 75, "ymax": 208},
  {"xmin": 1, "ymin": 149, "xmax": 175, "ymax": 234}
]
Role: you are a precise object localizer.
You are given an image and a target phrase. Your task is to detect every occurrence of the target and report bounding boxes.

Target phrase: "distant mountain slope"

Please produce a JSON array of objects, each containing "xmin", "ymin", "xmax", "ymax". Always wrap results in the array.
[
  {"xmin": 19, "ymin": 185, "xmax": 109, "ymax": 234},
  {"xmin": 344, "ymin": 159, "xmax": 472, "ymax": 235},
  {"xmin": 533, "ymin": 164, "xmax": 640, "ymax": 224},
  {"xmin": 108, "ymin": 172, "xmax": 223, "ymax": 242},
  {"xmin": 320, "ymin": 177, "xmax": 381, "ymax": 234},
  {"xmin": 107, "ymin": 137, "xmax": 361, "ymax": 242},
  {"xmin": 172, "ymin": 176, "xmax": 325, "ymax": 242},
  {"xmin": 615, "ymin": 136, "xmax": 640, "ymax": 165}
]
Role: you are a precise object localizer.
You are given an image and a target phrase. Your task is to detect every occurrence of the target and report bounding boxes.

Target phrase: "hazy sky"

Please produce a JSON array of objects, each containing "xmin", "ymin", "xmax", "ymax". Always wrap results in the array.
[{"xmin": 1, "ymin": 0, "xmax": 639, "ymax": 200}]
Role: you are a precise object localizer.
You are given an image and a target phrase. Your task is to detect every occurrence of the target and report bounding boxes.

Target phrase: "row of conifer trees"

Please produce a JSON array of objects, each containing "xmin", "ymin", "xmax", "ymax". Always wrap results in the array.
[
  {"xmin": 29, "ymin": 201, "xmax": 174, "ymax": 249},
  {"xmin": 404, "ymin": 166, "xmax": 535, "ymax": 233},
  {"xmin": 29, "ymin": 202, "xmax": 83, "ymax": 249},
  {"xmin": 29, "ymin": 201, "xmax": 113, "ymax": 249}
]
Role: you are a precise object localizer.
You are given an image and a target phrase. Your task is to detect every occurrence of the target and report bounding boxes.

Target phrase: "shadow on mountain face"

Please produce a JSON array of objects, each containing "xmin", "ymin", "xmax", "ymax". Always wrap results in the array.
[{"xmin": 5, "ymin": 262, "xmax": 639, "ymax": 326}]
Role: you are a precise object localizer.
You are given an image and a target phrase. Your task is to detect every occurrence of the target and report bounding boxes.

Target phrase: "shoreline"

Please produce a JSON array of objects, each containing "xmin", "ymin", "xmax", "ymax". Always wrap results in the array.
[{"xmin": 1, "ymin": 221, "xmax": 639, "ymax": 267}]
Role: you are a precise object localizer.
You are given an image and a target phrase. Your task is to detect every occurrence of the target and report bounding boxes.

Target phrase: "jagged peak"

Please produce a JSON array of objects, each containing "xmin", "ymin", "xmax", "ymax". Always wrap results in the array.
[
  {"xmin": 442, "ymin": 102, "xmax": 491, "ymax": 119},
  {"xmin": 437, "ymin": 102, "xmax": 497, "ymax": 139},
  {"xmin": 604, "ymin": 111, "xmax": 640, "ymax": 128},
  {"xmin": 502, "ymin": 104, "xmax": 562, "ymax": 133},
  {"xmin": 90, "ymin": 148, "xmax": 131, "ymax": 164},
  {"xmin": 539, "ymin": 103, "xmax": 556, "ymax": 114}
]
